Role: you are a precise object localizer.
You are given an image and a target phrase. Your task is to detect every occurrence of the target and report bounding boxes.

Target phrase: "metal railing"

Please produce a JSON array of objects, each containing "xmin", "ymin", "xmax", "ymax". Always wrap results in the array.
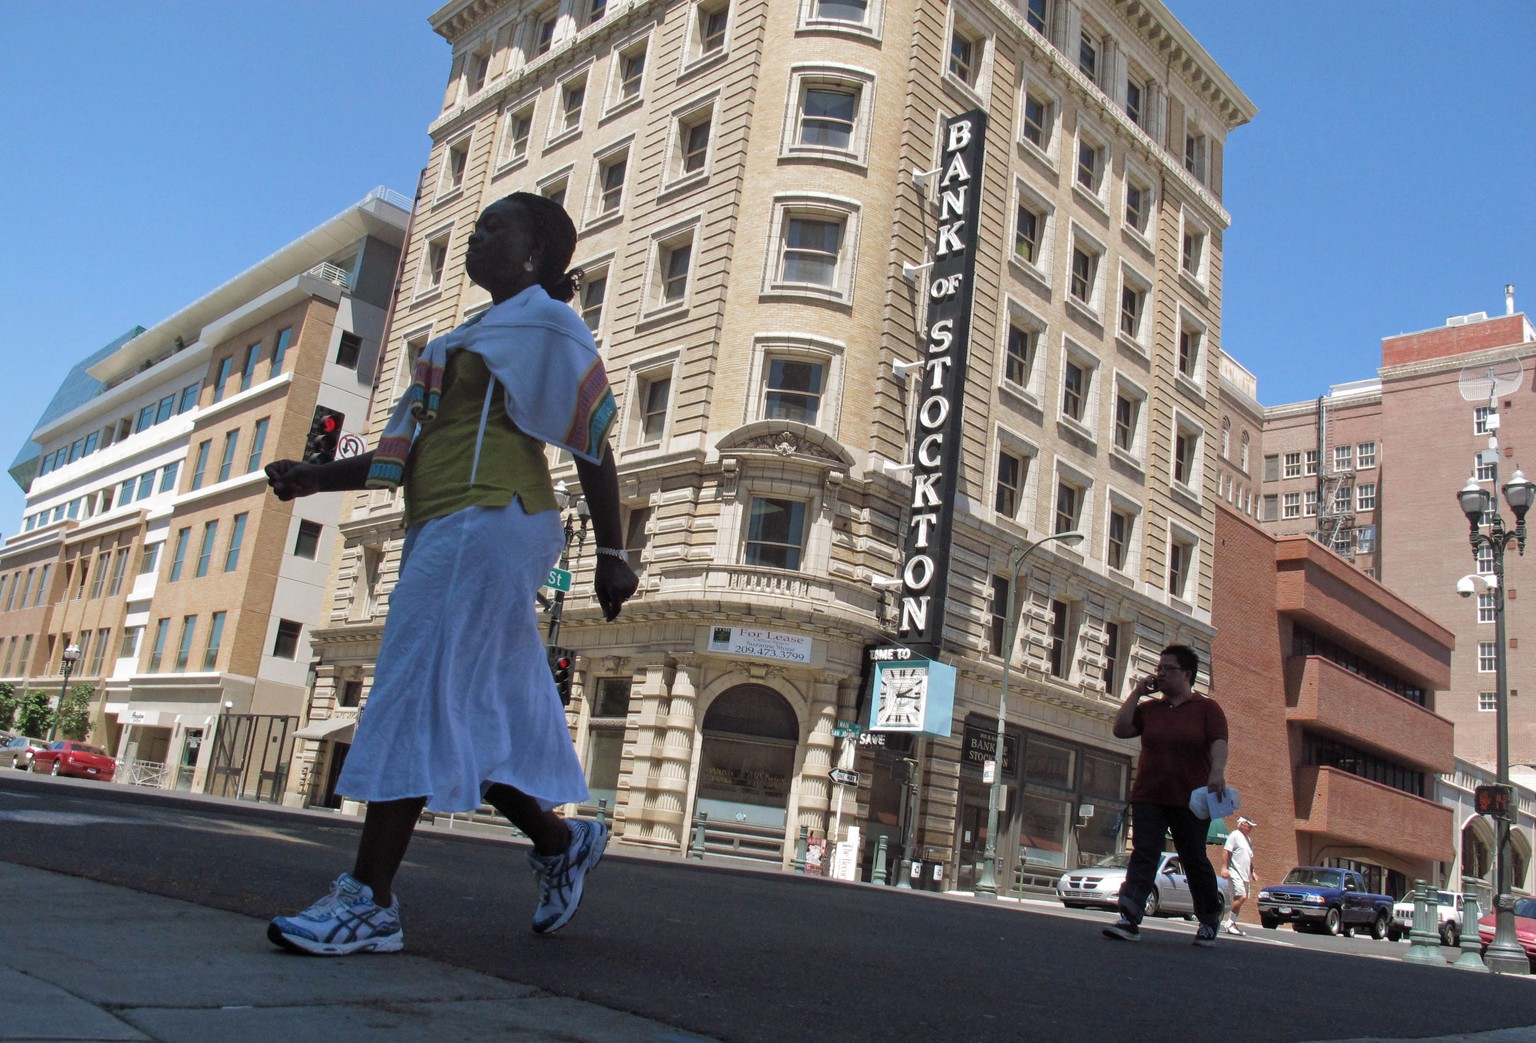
[
  {"xmin": 305, "ymin": 261, "xmax": 353, "ymax": 288},
  {"xmin": 115, "ymin": 759, "xmax": 170, "ymax": 789}
]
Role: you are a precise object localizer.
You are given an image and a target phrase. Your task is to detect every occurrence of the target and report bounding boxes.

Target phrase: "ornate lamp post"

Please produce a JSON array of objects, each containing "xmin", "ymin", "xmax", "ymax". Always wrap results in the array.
[
  {"xmin": 976, "ymin": 530, "xmax": 1085, "ymax": 898},
  {"xmin": 1457, "ymin": 467, "xmax": 1536, "ymax": 975},
  {"xmin": 46, "ymin": 643, "xmax": 82, "ymax": 745}
]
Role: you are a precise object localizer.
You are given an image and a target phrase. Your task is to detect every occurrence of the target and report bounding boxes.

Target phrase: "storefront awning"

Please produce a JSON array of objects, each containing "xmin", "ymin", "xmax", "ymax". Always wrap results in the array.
[
  {"xmin": 293, "ymin": 717, "xmax": 356, "ymax": 743},
  {"xmin": 1207, "ymin": 818, "xmax": 1230, "ymax": 844}
]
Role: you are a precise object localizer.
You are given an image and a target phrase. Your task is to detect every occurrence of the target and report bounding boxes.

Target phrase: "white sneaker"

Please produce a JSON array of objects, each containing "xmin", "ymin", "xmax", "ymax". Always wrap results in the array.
[
  {"xmin": 528, "ymin": 819, "xmax": 608, "ymax": 935},
  {"xmin": 1226, "ymin": 922, "xmax": 1245, "ymax": 936},
  {"xmin": 268, "ymin": 873, "xmax": 403, "ymax": 956}
]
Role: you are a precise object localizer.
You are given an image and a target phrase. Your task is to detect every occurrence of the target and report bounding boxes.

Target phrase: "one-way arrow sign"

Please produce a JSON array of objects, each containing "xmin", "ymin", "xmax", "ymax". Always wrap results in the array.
[{"xmin": 828, "ymin": 767, "xmax": 861, "ymax": 787}]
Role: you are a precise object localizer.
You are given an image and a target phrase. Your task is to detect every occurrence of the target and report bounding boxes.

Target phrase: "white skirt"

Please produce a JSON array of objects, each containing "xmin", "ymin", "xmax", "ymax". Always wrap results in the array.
[{"xmin": 336, "ymin": 500, "xmax": 590, "ymax": 813}]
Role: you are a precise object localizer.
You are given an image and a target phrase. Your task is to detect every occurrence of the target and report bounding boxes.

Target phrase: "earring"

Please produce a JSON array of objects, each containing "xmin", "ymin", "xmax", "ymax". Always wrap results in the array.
[{"xmin": 523, "ymin": 260, "xmax": 535, "ymax": 272}]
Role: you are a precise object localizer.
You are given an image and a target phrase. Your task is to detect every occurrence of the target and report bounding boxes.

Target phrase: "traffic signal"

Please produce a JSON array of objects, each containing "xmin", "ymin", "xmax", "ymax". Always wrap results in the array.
[
  {"xmin": 304, "ymin": 406, "xmax": 345, "ymax": 464},
  {"xmin": 1476, "ymin": 784, "xmax": 1513, "ymax": 820},
  {"xmin": 548, "ymin": 646, "xmax": 575, "ymax": 705}
]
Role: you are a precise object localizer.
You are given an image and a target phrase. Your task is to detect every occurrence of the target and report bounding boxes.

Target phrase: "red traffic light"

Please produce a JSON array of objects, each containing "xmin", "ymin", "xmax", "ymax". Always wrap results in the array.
[{"xmin": 320, "ymin": 415, "xmax": 339, "ymax": 433}]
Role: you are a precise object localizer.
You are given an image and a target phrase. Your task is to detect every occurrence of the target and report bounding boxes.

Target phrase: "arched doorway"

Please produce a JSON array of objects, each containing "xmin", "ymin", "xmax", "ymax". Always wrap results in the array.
[
  {"xmin": 1462, "ymin": 816, "xmax": 1496, "ymax": 904},
  {"xmin": 696, "ymin": 684, "xmax": 799, "ymax": 830}
]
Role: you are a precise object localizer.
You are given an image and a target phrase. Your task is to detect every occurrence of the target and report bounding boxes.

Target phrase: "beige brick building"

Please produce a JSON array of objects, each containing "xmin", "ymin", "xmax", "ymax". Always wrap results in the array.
[
  {"xmin": 0, "ymin": 189, "xmax": 410, "ymax": 796},
  {"xmin": 296, "ymin": 0, "xmax": 1253, "ymax": 892}
]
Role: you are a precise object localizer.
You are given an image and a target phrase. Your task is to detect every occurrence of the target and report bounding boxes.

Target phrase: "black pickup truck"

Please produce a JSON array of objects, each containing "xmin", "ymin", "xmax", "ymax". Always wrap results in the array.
[{"xmin": 1256, "ymin": 866, "xmax": 1394, "ymax": 938}]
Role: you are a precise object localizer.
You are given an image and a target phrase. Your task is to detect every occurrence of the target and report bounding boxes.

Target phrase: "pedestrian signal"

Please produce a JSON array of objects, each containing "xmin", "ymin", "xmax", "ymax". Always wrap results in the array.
[
  {"xmin": 548, "ymin": 646, "xmax": 575, "ymax": 705},
  {"xmin": 304, "ymin": 407, "xmax": 345, "ymax": 464},
  {"xmin": 1476, "ymin": 784, "xmax": 1513, "ymax": 820}
]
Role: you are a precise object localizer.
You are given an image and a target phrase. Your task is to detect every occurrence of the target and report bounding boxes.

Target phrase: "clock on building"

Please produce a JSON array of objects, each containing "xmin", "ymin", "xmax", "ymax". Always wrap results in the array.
[{"xmin": 875, "ymin": 663, "xmax": 930, "ymax": 730}]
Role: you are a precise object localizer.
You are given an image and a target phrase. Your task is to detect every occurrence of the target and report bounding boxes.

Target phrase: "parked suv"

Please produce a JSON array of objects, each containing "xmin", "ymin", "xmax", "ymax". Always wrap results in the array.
[{"xmin": 1388, "ymin": 889, "xmax": 1462, "ymax": 945}]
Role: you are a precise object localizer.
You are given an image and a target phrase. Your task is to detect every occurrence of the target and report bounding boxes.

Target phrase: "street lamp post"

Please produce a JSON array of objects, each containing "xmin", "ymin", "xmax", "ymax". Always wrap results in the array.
[
  {"xmin": 1457, "ymin": 467, "xmax": 1536, "ymax": 975},
  {"xmin": 46, "ymin": 643, "xmax": 82, "ymax": 745},
  {"xmin": 547, "ymin": 481, "xmax": 591, "ymax": 645},
  {"xmin": 975, "ymin": 530, "xmax": 1086, "ymax": 898}
]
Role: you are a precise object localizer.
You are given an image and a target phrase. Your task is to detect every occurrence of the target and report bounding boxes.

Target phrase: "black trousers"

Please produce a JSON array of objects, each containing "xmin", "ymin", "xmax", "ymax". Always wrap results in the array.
[{"xmin": 1116, "ymin": 802, "xmax": 1223, "ymax": 926}]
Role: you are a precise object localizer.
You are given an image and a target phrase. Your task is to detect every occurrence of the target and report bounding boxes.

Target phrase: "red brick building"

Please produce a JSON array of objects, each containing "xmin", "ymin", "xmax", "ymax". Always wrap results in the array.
[{"xmin": 1212, "ymin": 500, "xmax": 1455, "ymax": 897}]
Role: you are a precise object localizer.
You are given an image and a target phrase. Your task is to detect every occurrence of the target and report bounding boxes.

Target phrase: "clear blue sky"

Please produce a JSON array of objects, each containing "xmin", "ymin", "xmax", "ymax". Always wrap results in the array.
[{"xmin": 2, "ymin": 2, "xmax": 1532, "ymax": 533}]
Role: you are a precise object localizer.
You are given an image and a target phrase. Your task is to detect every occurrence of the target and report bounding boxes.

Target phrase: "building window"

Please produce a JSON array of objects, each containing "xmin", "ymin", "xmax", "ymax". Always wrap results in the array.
[
  {"xmin": 1113, "ymin": 390, "xmax": 1141, "ymax": 455},
  {"xmin": 334, "ymin": 332, "xmax": 362, "ymax": 370},
  {"xmin": 224, "ymin": 513, "xmax": 248, "ymax": 572},
  {"xmin": 1478, "ymin": 641, "xmax": 1498, "ymax": 673},
  {"xmin": 534, "ymin": 9, "xmax": 558, "ymax": 55},
  {"xmin": 745, "ymin": 497, "xmax": 806, "ymax": 570},
  {"xmin": 764, "ymin": 357, "xmax": 825, "ymax": 424},
  {"xmin": 948, "ymin": 24, "xmax": 980, "ymax": 86},
  {"xmin": 1304, "ymin": 490, "xmax": 1319, "ymax": 517},
  {"xmin": 1049, "ymin": 599, "xmax": 1074, "ymax": 678},
  {"xmin": 1055, "ymin": 480, "xmax": 1082, "ymax": 534},
  {"xmin": 616, "ymin": 43, "xmax": 646, "ymax": 103},
  {"xmin": 1119, "ymin": 273, "xmax": 1149, "ymax": 343},
  {"xmin": 677, "ymin": 107, "xmax": 712, "ymax": 176},
  {"xmin": 800, "ymin": 86, "xmax": 857, "ymax": 150},
  {"xmin": 1124, "ymin": 177, "xmax": 1150, "ymax": 235},
  {"xmin": 583, "ymin": 0, "xmax": 607, "ymax": 26},
  {"xmin": 989, "ymin": 575, "xmax": 1010, "ymax": 656},
  {"xmin": 239, "ymin": 343, "xmax": 261, "ymax": 392},
  {"xmin": 1240, "ymin": 432, "xmax": 1250, "ymax": 472},
  {"xmin": 106, "ymin": 548, "xmax": 129, "ymax": 597},
  {"xmin": 1125, "ymin": 77, "xmax": 1144, "ymax": 127},
  {"xmin": 217, "ymin": 430, "xmax": 239, "ymax": 483},
  {"xmin": 148, "ymin": 618, "xmax": 170, "ymax": 672},
  {"xmin": 655, "ymin": 232, "xmax": 694, "ymax": 308},
  {"xmin": 1332, "ymin": 483, "xmax": 1353, "ymax": 513},
  {"xmin": 438, "ymin": 139, "xmax": 469, "ymax": 197},
  {"xmin": 1078, "ymin": 29, "xmax": 1098, "ymax": 82},
  {"xmin": 595, "ymin": 148, "xmax": 628, "ymax": 217},
  {"xmin": 501, "ymin": 106, "xmax": 533, "ymax": 165},
  {"xmin": 813, "ymin": 0, "xmax": 870, "ymax": 23},
  {"xmin": 1282, "ymin": 452, "xmax": 1301, "ymax": 479},
  {"xmin": 580, "ymin": 268, "xmax": 608, "ymax": 334},
  {"xmin": 695, "ymin": 2, "xmax": 729, "ymax": 60},
  {"xmin": 203, "ymin": 612, "xmax": 226, "ymax": 671},
  {"xmin": 1069, "ymin": 239, "xmax": 1100, "ymax": 309},
  {"xmin": 1004, "ymin": 321, "xmax": 1036, "ymax": 388},
  {"xmin": 558, "ymin": 76, "xmax": 586, "ymax": 135},
  {"xmin": 1478, "ymin": 544, "xmax": 1495, "ymax": 574},
  {"xmin": 1304, "ymin": 450, "xmax": 1319, "ymax": 476},
  {"xmin": 1107, "ymin": 507, "xmax": 1133, "ymax": 571},
  {"xmin": 194, "ymin": 520, "xmax": 219, "ymax": 579},
  {"xmin": 273, "ymin": 619, "xmax": 302, "ymax": 660},
  {"xmin": 1358, "ymin": 441, "xmax": 1377, "ymax": 468},
  {"xmin": 339, "ymin": 680, "xmax": 363, "ymax": 708},
  {"xmin": 211, "ymin": 357, "xmax": 235, "ymax": 404},
  {"xmin": 1026, "ymin": 0, "xmax": 1048, "ymax": 32},
  {"xmin": 1479, "ymin": 691, "xmax": 1498, "ymax": 712},
  {"xmin": 1355, "ymin": 525, "xmax": 1376, "ymax": 553},
  {"xmin": 1478, "ymin": 591, "xmax": 1497, "ymax": 624},
  {"xmin": 1168, "ymin": 535, "xmax": 1195, "ymax": 600},
  {"xmin": 623, "ymin": 506, "xmax": 651, "ymax": 572},
  {"xmin": 420, "ymin": 234, "xmax": 449, "ymax": 295},
  {"xmin": 1357, "ymin": 483, "xmax": 1376, "ymax": 511},
  {"xmin": 1075, "ymin": 134, "xmax": 1104, "ymax": 196},
  {"xmin": 995, "ymin": 449, "xmax": 1026, "ymax": 520},
  {"xmin": 1173, "ymin": 424, "xmax": 1200, "ymax": 489},
  {"xmin": 168, "ymin": 527, "xmax": 191, "ymax": 582},
  {"xmin": 1015, "ymin": 200, "xmax": 1044, "ymax": 265},
  {"xmin": 1178, "ymin": 325, "xmax": 1202, "ymax": 379},
  {"xmin": 637, "ymin": 371, "xmax": 672, "ymax": 443},
  {"xmin": 174, "ymin": 615, "xmax": 196, "ymax": 673},
  {"xmin": 1476, "ymin": 453, "xmax": 1496, "ymax": 482},
  {"xmin": 160, "ymin": 460, "xmax": 180, "ymax": 492},
  {"xmin": 1022, "ymin": 91, "xmax": 1053, "ymax": 151},
  {"xmin": 1181, "ymin": 227, "xmax": 1205, "ymax": 278},
  {"xmin": 1332, "ymin": 444, "xmax": 1353, "ymax": 473},
  {"xmin": 294, "ymin": 519, "xmax": 323, "ymax": 560},
  {"xmin": 776, "ymin": 210, "xmax": 847, "ymax": 291},
  {"xmin": 1184, "ymin": 128, "xmax": 1208, "ymax": 183},
  {"xmin": 1282, "ymin": 492, "xmax": 1301, "ymax": 519}
]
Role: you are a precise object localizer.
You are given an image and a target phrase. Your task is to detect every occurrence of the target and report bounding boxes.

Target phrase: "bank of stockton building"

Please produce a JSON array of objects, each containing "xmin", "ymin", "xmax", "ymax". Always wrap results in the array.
[{"xmin": 291, "ymin": 0, "xmax": 1257, "ymax": 891}]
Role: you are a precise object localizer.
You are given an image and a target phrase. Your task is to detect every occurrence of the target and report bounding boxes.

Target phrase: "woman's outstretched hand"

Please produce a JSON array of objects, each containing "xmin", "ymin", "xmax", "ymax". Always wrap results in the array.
[
  {"xmin": 594, "ymin": 555, "xmax": 639, "ymax": 622},
  {"xmin": 265, "ymin": 459, "xmax": 321, "ymax": 501}
]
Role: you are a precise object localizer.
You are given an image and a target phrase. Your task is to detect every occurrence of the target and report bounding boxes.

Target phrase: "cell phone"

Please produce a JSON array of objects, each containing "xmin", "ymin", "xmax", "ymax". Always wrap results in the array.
[{"xmin": 1146, "ymin": 676, "xmax": 1162, "ymax": 692}]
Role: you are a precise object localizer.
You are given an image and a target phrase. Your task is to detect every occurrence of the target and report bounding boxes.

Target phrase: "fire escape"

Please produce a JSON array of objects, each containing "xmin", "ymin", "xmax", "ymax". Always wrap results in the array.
[{"xmin": 1313, "ymin": 395, "xmax": 1354, "ymax": 559}]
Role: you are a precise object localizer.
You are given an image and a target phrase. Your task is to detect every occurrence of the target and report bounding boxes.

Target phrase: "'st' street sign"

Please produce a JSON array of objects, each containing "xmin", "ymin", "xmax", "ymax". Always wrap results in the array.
[{"xmin": 546, "ymin": 567, "xmax": 573, "ymax": 592}]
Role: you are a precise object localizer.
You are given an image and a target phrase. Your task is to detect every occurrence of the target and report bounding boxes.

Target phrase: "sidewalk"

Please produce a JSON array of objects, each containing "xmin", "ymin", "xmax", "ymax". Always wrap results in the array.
[{"xmin": 0, "ymin": 860, "xmax": 715, "ymax": 1043}]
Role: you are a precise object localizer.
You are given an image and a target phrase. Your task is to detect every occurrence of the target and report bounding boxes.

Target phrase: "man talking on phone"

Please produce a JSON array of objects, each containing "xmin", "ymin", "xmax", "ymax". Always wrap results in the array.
[{"xmin": 1102, "ymin": 643, "xmax": 1229, "ymax": 947}]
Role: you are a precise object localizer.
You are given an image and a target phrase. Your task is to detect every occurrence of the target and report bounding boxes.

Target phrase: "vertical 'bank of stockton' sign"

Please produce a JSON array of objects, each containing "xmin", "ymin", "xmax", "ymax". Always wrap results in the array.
[{"xmin": 898, "ymin": 109, "xmax": 987, "ymax": 656}]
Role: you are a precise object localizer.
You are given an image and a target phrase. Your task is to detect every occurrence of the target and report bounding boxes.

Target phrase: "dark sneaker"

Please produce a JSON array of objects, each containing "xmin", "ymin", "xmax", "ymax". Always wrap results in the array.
[
  {"xmin": 528, "ymin": 818, "xmax": 608, "ymax": 935},
  {"xmin": 268, "ymin": 873, "xmax": 403, "ymax": 956},
  {"xmin": 1194, "ymin": 921, "xmax": 1218, "ymax": 947},
  {"xmin": 1102, "ymin": 918, "xmax": 1140, "ymax": 941}
]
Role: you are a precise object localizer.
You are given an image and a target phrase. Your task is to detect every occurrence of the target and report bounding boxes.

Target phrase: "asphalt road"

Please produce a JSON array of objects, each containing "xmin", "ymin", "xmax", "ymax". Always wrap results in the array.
[{"xmin": 2, "ymin": 772, "xmax": 1532, "ymax": 1043}]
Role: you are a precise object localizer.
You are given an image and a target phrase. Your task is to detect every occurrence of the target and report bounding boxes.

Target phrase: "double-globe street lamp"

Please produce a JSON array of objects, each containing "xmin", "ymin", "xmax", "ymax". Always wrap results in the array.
[
  {"xmin": 976, "ymin": 529, "xmax": 1086, "ymax": 898},
  {"xmin": 45, "ymin": 643, "xmax": 82, "ymax": 745},
  {"xmin": 1457, "ymin": 468, "xmax": 1536, "ymax": 975}
]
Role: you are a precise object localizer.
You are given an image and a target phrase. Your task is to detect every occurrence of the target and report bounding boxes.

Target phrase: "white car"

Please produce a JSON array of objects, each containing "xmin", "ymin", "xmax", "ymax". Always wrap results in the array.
[
  {"xmin": 1388, "ymin": 889, "xmax": 1462, "ymax": 945},
  {"xmin": 1058, "ymin": 851, "xmax": 1229, "ymax": 919}
]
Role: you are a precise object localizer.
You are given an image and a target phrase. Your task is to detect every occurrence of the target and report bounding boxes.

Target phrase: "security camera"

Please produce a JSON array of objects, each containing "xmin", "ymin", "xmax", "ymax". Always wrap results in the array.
[{"xmin": 1457, "ymin": 576, "xmax": 1477, "ymax": 598}]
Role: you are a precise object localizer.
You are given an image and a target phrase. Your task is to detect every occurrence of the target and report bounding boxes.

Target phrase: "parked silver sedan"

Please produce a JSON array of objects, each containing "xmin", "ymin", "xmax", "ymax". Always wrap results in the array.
[
  {"xmin": 1058, "ymin": 850, "xmax": 1230, "ymax": 919},
  {"xmin": 0, "ymin": 735, "xmax": 49, "ymax": 771}
]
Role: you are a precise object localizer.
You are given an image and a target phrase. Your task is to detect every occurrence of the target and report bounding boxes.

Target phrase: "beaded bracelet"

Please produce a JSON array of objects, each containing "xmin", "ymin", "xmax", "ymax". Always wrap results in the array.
[{"xmin": 595, "ymin": 547, "xmax": 628, "ymax": 560}]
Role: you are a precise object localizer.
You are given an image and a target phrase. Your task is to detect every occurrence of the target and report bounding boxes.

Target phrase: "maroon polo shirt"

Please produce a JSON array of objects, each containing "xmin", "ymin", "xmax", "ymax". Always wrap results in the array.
[{"xmin": 1127, "ymin": 693, "xmax": 1228, "ymax": 805}]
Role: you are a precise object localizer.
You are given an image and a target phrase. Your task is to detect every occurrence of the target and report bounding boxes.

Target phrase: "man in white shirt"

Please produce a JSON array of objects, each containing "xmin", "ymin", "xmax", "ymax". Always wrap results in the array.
[{"xmin": 1220, "ymin": 816, "xmax": 1256, "ymax": 935}]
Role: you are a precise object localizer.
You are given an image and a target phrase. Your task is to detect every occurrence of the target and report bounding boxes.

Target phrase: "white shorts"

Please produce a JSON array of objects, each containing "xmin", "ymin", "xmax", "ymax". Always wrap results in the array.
[{"xmin": 1231, "ymin": 876, "xmax": 1250, "ymax": 898}]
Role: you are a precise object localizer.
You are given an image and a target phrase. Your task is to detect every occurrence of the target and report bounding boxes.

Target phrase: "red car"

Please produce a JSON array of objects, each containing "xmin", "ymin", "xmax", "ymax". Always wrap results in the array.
[
  {"xmin": 1477, "ymin": 896, "xmax": 1536, "ymax": 970},
  {"xmin": 31, "ymin": 740, "xmax": 116, "ymax": 782}
]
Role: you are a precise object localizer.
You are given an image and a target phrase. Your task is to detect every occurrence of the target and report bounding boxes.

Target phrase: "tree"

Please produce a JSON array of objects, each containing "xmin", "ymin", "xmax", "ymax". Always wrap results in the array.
[
  {"xmin": 12, "ymin": 691, "xmax": 53, "ymax": 739},
  {"xmin": 0, "ymin": 681, "xmax": 15, "ymax": 731},
  {"xmin": 58, "ymin": 683, "xmax": 95, "ymax": 740}
]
